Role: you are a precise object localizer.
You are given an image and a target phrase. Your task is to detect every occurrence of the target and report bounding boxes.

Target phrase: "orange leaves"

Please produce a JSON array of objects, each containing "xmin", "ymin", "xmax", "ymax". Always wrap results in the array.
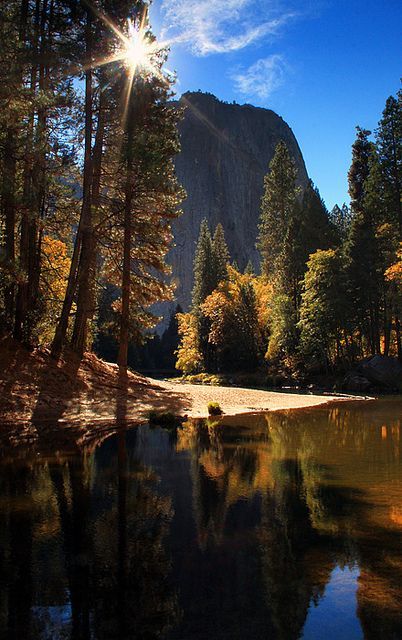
[{"xmin": 385, "ymin": 243, "xmax": 402, "ymax": 287}]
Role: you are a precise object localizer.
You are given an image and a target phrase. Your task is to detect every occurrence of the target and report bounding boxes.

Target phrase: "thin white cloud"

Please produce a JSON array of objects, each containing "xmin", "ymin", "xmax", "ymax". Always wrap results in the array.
[
  {"xmin": 160, "ymin": 0, "xmax": 296, "ymax": 56},
  {"xmin": 231, "ymin": 55, "xmax": 287, "ymax": 100}
]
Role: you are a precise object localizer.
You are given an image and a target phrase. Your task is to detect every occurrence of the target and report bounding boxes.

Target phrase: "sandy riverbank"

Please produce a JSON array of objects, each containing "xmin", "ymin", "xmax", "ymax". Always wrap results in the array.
[
  {"xmin": 0, "ymin": 339, "xmax": 365, "ymax": 438},
  {"xmin": 152, "ymin": 378, "xmax": 362, "ymax": 418}
]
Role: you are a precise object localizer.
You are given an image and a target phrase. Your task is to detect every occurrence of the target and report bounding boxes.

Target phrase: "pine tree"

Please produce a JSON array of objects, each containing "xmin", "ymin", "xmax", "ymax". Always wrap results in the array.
[
  {"xmin": 348, "ymin": 127, "xmax": 373, "ymax": 214},
  {"xmin": 299, "ymin": 181, "xmax": 335, "ymax": 254},
  {"xmin": 160, "ymin": 304, "xmax": 182, "ymax": 369},
  {"xmin": 375, "ymin": 92, "xmax": 402, "ymax": 235},
  {"xmin": 330, "ymin": 203, "xmax": 351, "ymax": 243},
  {"xmin": 47, "ymin": 2, "xmax": 184, "ymax": 365},
  {"xmin": 346, "ymin": 127, "xmax": 381, "ymax": 355},
  {"xmin": 0, "ymin": 1, "xmax": 79, "ymax": 341},
  {"xmin": 212, "ymin": 222, "xmax": 230, "ymax": 285},
  {"xmin": 298, "ymin": 249, "xmax": 348, "ymax": 370},
  {"xmin": 191, "ymin": 219, "xmax": 215, "ymax": 312},
  {"xmin": 52, "ymin": 2, "xmax": 128, "ymax": 358},
  {"xmin": 257, "ymin": 141, "xmax": 299, "ymax": 278}
]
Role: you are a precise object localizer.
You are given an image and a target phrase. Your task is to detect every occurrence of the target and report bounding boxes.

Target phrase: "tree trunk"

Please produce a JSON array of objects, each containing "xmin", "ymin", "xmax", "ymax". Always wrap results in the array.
[
  {"xmin": 117, "ymin": 170, "xmax": 132, "ymax": 369},
  {"xmin": 14, "ymin": 0, "xmax": 51, "ymax": 343},
  {"xmin": 51, "ymin": 7, "xmax": 93, "ymax": 359},
  {"xmin": 396, "ymin": 315, "xmax": 402, "ymax": 363},
  {"xmin": 71, "ymin": 85, "xmax": 106, "ymax": 356},
  {"xmin": 383, "ymin": 293, "xmax": 391, "ymax": 357},
  {"xmin": 1, "ymin": 130, "xmax": 17, "ymax": 330},
  {"xmin": 0, "ymin": 0, "xmax": 29, "ymax": 331}
]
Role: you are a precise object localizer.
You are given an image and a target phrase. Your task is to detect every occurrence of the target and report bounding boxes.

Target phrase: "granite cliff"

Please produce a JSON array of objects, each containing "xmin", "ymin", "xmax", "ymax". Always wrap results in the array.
[{"xmin": 165, "ymin": 91, "xmax": 309, "ymax": 318}]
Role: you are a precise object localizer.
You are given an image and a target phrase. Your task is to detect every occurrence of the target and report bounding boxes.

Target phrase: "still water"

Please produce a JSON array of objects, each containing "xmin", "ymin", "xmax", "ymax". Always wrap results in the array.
[{"xmin": 0, "ymin": 398, "xmax": 401, "ymax": 640}]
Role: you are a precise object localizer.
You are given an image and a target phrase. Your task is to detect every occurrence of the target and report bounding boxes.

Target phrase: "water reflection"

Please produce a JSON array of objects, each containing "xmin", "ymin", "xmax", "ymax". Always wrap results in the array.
[
  {"xmin": 0, "ymin": 398, "xmax": 401, "ymax": 639},
  {"xmin": 0, "ymin": 430, "xmax": 179, "ymax": 640}
]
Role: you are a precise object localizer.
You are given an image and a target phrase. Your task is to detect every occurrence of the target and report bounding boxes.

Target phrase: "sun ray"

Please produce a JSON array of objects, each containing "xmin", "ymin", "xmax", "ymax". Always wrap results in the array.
[{"xmin": 76, "ymin": 2, "xmax": 174, "ymax": 132}]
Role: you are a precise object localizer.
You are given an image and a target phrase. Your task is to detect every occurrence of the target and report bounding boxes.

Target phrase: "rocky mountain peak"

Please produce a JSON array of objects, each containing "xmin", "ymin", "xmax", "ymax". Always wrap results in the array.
[{"xmin": 161, "ymin": 91, "xmax": 309, "ymax": 322}]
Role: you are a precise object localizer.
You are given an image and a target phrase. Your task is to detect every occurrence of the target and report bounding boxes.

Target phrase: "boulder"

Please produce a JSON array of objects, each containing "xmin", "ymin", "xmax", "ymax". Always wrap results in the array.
[
  {"xmin": 342, "ymin": 373, "xmax": 372, "ymax": 393},
  {"xmin": 358, "ymin": 355, "xmax": 402, "ymax": 391}
]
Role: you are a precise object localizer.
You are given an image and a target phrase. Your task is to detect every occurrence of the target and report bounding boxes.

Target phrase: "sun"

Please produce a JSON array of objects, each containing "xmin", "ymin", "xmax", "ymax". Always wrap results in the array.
[
  {"xmin": 88, "ymin": 5, "xmax": 163, "ymax": 79},
  {"xmin": 123, "ymin": 19, "xmax": 156, "ymax": 76},
  {"xmin": 125, "ymin": 33, "xmax": 148, "ymax": 71},
  {"xmin": 84, "ymin": 4, "xmax": 172, "ymax": 122}
]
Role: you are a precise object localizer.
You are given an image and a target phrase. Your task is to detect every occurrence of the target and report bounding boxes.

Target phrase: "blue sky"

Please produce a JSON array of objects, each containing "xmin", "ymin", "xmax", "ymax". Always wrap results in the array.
[{"xmin": 149, "ymin": 0, "xmax": 401, "ymax": 210}]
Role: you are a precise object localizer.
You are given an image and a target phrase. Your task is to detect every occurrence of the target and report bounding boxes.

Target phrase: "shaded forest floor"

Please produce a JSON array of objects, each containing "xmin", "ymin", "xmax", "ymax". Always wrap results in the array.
[{"xmin": 0, "ymin": 338, "xmax": 190, "ymax": 442}]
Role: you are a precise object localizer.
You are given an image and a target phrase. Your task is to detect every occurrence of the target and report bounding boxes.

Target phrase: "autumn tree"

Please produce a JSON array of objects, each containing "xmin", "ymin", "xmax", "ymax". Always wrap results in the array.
[
  {"xmin": 385, "ymin": 243, "xmax": 402, "ymax": 360},
  {"xmin": 202, "ymin": 266, "xmax": 261, "ymax": 371},
  {"xmin": 175, "ymin": 312, "xmax": 203, "ymax": 373}
]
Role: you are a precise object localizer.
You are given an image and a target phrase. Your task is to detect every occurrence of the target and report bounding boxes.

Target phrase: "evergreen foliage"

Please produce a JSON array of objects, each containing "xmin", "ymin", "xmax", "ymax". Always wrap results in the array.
[
  {"xmin": 298, "ymin": 250, "xmax": 347, "ymax": 369},
  {"xmin": 257, "ymin": 141, "xmax": 299, "ymax": 278},
  {"xmin": 212, "ymin": 223, "xmax": 230, "ymax": 284},
  {"xmin": 191, "ymin": 219, "xmax": 215, "ymax": 313},
  {"xmin": 330, "ymin": 204, "xmax": 351, "ymax": 242}
]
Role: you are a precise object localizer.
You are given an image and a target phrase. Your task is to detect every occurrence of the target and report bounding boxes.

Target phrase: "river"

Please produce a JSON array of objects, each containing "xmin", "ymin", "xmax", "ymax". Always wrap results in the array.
[{"xmin": 0, "ymin": 397, "xmax": 401, "ymax": 639}]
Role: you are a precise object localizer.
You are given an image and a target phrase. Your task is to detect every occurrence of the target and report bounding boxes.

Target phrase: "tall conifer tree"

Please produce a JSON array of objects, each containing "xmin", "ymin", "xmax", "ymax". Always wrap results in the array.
[{"xmin": 257, "ymin": 141, "xmax": 298, "ymax": 278}]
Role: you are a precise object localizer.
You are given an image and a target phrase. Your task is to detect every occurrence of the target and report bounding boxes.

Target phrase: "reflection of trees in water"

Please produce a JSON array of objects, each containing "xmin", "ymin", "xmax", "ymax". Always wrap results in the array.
[
  {"xmin": 178, "ymin": 418, "xmax": 265, "ymax": 548},
  {"xmin": 265, "ymin": 405, "xmax": 402, "ymax": 640},
  {"xmin": 180, "ymin": 406, "xmax": 402, "ymax": 640},
  {"xmin": 0, "ymin": 430, "xmax": 179, "ymax": 640},
  {"xmin": 91, "ymin": 430, "xmax": 179, "ymax": 640},
  {"xmin": 0, "ymin": 464, "xmax": 34, "ymax": 639},
  {"xmin": 1, "ymin": 403, "xmax": 401, "ymax": 640},
  {"xmin": 258, "ymin": 457, "xmax": 334, "ymax": 640}
]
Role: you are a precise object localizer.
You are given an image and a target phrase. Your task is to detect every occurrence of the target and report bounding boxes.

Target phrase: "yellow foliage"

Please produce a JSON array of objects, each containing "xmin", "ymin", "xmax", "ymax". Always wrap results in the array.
[
  {"xmin": 203, "ymin": 265, "xmax": 272, "ymax": 336},
  {"xmin": 253, "ymin": 276, "xmax": 273, "ymax": 330},
  {"xmin": 175, "ymin": 312, "xmax": 203, "ymax": 373},
  {"xmin": 38, "ymin": 236, "xmax": 71, "ymax": 344},
  {"xmin": 385, "ymin": 242, "xmax": 402, "ymax": 287}
]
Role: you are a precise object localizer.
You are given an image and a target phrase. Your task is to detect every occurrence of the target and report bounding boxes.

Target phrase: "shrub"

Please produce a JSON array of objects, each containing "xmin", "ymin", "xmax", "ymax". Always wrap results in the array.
[{"xmin": 207, "ymin": 401, "xmax": 223, "ymax": 416}]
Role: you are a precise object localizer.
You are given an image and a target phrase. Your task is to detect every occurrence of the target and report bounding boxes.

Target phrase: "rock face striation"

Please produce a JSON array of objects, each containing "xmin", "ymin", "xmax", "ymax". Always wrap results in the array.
[{"xmin": 163, "ymin": 91, "xmax": 309, "ymax": 320}]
